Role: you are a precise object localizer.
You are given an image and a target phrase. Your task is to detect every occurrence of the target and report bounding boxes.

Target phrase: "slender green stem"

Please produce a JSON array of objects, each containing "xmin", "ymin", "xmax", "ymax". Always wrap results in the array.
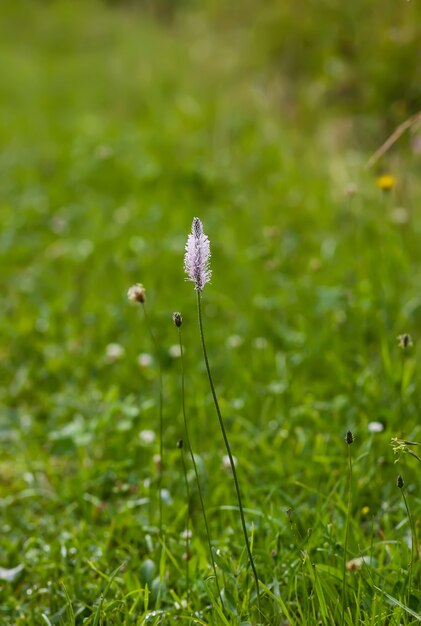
[
  {"xmin": 196, "ymin": 291, "xmax": 261, "ymax": 613},
  {"xmin": 399, "ymin": 352, "xmax": 405, "ymax": 420},
  {"xmin": 400, "ymin": 486, "xmax": 415, "ymax": 604},
  {"xmin": 369, "ymin": 513, "xmax": 375, "ymax": 580},
  {"xmin": 142, "ymin": 303, "xmax": 163, "ymax": 536},
  {"xmin": 179, "ymin": 443, "xmax": 190, "ymax": 600},
  {"xmin": 341, "ymin": 444, "xmax": 352, "ymax": 626},
  {"xmin": 407, "ymin": 449, "xmax": 421, "ymax": 463},
  {"xmin": 177, "ymin": 327, "xmax": 224, "ymax": 607},
  {"xmin": 141, "ymin": 303, "xmax": 164, "ymax": 611}
]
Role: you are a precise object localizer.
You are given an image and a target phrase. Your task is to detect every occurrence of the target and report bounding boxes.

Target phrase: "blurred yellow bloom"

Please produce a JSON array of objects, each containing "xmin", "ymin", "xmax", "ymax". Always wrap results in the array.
[
  {"xmin": 376, "ymin": 174, "xmax": 396, "ymax": 191},
  {"xmin": 361, "ymin": 506, "xmax": 370, "ymax": 516}
]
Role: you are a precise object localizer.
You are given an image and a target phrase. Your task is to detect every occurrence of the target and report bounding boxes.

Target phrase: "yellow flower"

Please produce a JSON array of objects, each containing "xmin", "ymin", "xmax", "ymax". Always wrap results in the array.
[{"xmin": 376, "ymin": 174, "xmax": 396, "ymax": 191}]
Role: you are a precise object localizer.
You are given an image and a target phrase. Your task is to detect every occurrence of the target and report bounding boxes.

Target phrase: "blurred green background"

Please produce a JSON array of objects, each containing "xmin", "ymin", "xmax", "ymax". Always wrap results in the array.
[{"xmin": 1, "ymin": 0, "xmax": 420, "ymax": 623}]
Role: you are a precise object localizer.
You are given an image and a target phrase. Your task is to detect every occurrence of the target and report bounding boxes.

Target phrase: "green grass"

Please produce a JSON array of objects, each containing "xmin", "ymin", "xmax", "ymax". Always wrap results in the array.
[{"xmin": 0, "ymin": 1, "xmax": 420, "ymax": 624}]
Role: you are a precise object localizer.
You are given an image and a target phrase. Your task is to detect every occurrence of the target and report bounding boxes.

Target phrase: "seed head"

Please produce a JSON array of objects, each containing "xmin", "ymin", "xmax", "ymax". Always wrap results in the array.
[
  {"xmin": 184, "ymin": 217, "xmax": 211, "ymax": 291},
  {"xmin": 396, "ymin": 474, "xmax": 404, "ymax": 489},
  {"xmin": 397, "ymin": 333, "xmax": 413, "ymax": 349},
  {"xmin": 127, "ymin": 283, "xmax": 146, "ymax": 304},
  {"xmin": 345, "ymin": 430, "xmax": 354, "ymax": 445},
  {"xmin": 173, "ymin": 312, "xmax": 183, "ymax": 327}
]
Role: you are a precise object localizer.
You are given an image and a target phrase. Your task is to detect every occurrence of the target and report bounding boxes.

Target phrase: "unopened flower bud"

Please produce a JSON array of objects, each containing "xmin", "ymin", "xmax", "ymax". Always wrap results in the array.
[
  {"xmin": 345, "ymin": 430, "xmax": 354, "ymax": 445},
  {"xmin": 397, "ymin": 333, "xmax": 413, "ymax": 349},
  {"xmin": 396, "ymin": 474, "xmax": 404, "ymax": 489},
  {"xmin": 173, "ymin": 312, "xmax": 183, "ymax": 327}
]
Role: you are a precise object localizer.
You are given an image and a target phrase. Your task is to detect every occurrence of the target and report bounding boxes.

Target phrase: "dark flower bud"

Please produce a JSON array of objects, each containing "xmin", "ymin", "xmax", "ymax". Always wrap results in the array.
[
  {"xmin": 397, "ymin": 334, "xmax": 413, "ymax": 349},
  {"xmin": 173, "ymin": 312, "xmax": 183, "ymax": 328},
  {"xmin": 177, "ymin": 439, "xmax": 184, "ymax": 449},
  {"xmin": 345, "ymin": 430, "xmax": 354, "ymax": 445},
  {"xmin": 396, "ymin": 474, "xmax": 404, "ymax": 489}
]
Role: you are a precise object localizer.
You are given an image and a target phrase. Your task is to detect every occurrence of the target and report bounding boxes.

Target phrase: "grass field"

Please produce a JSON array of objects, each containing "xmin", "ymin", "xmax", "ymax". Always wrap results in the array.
[{"xmin": 1, "ymin": 1, "xmax": 420, "ymax": 624}]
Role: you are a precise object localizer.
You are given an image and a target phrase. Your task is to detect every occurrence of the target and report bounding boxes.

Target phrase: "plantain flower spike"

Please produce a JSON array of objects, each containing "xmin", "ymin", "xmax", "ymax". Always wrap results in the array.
[
  {"xmin": 184, "ymin": 217, "xmax": 211, "ymax": 292},
  {"xmin": 345, "ymin": 430, "xmax": 354, "ymax": 445}
]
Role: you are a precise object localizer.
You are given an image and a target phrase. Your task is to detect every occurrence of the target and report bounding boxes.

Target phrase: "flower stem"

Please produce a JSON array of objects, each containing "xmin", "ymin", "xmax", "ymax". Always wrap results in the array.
[
  {"xmin": 399, "ymin": 351, "xmax": 405, "ymax": 420},
  {"xmin": 196, "ymin": 291, "xmax": 261, "ymax": 612},
  {"xmin": 341, "ymin": 443, "xmax": 352, "ymax": 626},
  {"xmin": 179, "ymin": 443, "xmax": 190, "ymax": 600},
  {"xmin": 177, "ymin": 327, "xmax": 224, "ymax": 608},
  {"xmin": 142, "ymin": 303, "xmax": 164, "ymax": 537},
  {"xmin": 400, "ymin": 485, "xmax": 415, "ymax": 604}
]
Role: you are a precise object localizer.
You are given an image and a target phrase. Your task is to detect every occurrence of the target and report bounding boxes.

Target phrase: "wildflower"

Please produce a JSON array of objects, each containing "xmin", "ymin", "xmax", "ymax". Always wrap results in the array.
[
  {"xmin": 368, "ymin": 421, "xmax": 384, "ymax": 433},
  {"xmin": 185, "ymin": 215, "xmax": 260, "ymax": 607},
  {"xmin": 376, "ymin": 174, "xmax": 396, "ymax": 192},
  {"xmin": 226, "ymin": 334, "xmax": 243, "ymax": 348},
  {"xmin": 345, "ymin": 430, "xmax": 354, "ymax": 445},
  {"xmin": 397, "ymin": 333, "xmax": 413, "ymax": 349},
  {"xmin": 168, "ymin": 344, "xmax": 182, "ymax": 358},
  {"xmin": 222, "ymin": 454, "xmax": 237, "ymax": 470},
  {"xmin": 137, "ymin": 353, "xmax": 153, "ymax": 368},
  {"xmin": 346, "ymin": 556, "xmax": 370, "ymax": 571},
  {"xmin": 181, "ymin": 528, "xmax": 192, "ymax": 540},
  {"xmin": 172, "ymin": 312, "xmax": 183, "ymax": 327},
  {"xmin": 139, "ymin": 430, "xmax": 155, "ymax": 444},
  {"xmin": 127, "ymin": 283, "xmax": 146, "ymax": 304},
  {"xmin": 105, "ymin": 343, "xmax": 125, "ymax": 362},
  {"xmin": 391, "ymin": 437, "xmax": 421, "ymax": 463},
  {"xmin": 168, "ymin": 343, "xmax": 181, "ymax": 359},
  {"xmin": 390, "ymin": 207, "xmax": 410, "ymax": 225},
  {"xmin": 184, "ymin": 217, "xmax": 211, "ymax": 291},
  {"xmin": 174, "ymin": 599, "xmax": 188, "ymax": 610},
  {"xmin": 397, "ymin": 474, "xmax": 404, "ymax": 489}
]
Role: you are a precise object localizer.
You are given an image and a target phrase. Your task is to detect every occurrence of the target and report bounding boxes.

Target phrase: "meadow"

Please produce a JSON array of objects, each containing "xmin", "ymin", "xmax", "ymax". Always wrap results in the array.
[{"xmin": 0, "ymin": 1, "xmax": 420, "ymax": 624}]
